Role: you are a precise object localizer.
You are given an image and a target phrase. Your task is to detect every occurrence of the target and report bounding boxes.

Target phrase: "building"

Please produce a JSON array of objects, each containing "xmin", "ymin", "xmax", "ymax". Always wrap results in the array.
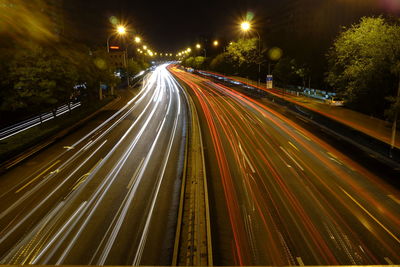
[
  {"xmin": 265, "ymin": 0, "xmax": 389, "ymax": 86},
  {"xmin": 109, "ymin": 50, "xmax": 127, "ymax": 69}
]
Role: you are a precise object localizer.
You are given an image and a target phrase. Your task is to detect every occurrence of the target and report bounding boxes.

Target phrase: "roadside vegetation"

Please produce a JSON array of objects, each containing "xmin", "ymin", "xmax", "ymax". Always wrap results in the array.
[{"xmin": 181, "ymin": 16, "xmax": 400, "ymax": 121}]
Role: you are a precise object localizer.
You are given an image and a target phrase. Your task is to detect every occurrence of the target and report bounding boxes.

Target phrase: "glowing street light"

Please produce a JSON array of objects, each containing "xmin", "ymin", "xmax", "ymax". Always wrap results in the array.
[
  {"xmin": 241, "ymin": 21, "xmax": 251, "ymax": 31},
  {"xmin": 143, "ymin": 45, "xmax": 147, "ymax": 50},
  {"xmin": 239, "ymin": 20, "xmax": 262, "ymax": 85},
  {"xmin": 117, "ymin": 25, "xmax": 126, "ymax": 34},
  {"xmin": 196, "ymin": 43, "xmax": 207, "ymax": 57},
  {"xmin": 107, "ymin": 24, "xmax": 127, "ymax": 52},
  {"xmin": 213, "ymin": 40, "xmax": 219, "ymax": 46},
  {"xmin": 134, "ymin": 36, "xmax": 141, "ymax": 43},
  {"xmin": 187, "ymin": 47, "xmax": 192, "ymax": 52}
]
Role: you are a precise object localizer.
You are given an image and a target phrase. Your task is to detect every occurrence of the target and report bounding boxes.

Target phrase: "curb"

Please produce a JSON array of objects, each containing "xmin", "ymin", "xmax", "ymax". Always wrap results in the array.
[{"xmin": 171, "ymin": 70, "xmax": 213, "ymax": 266}]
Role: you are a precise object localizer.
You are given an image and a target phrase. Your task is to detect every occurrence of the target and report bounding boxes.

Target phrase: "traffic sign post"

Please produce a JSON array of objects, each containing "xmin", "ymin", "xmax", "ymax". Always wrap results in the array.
[{"xmin": 266, "ymin": 75, "xmax": 273, "ymax": 89}]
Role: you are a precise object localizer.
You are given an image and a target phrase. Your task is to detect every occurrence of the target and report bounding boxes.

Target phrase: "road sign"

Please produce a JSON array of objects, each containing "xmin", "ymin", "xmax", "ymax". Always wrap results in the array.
[{"xmin": 266, "ymin": 75, "xmax": 273, "ymax": 89}]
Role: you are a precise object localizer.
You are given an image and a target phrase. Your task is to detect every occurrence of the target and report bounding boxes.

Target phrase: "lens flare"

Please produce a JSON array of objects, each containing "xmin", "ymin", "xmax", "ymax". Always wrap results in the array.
[
  {"xmin": 109, "ymin": 16, "xmax": 118, "ymax": 25},
  {"xmin": 268, "ymin": 47, "xmax": 283, "ymax": 61}
]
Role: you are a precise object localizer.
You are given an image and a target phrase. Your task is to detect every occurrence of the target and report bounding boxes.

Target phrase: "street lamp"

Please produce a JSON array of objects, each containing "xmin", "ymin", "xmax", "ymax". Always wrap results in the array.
[
  {"xmin": 143, "ymin": 45, "xmax": 147, "ymax": 50},
  {"xmin": 134, "ymin": 36, "xmax": 141, "ymax": 43},
  {"xmin": 196, "ymin": 43, "xmax": 207, "ymax": 57},
  {"xmin": 240, "ymin": 20, "xmax": 262, "ymax": 86},
  {"xmin": 241, "ymin": 21, "xmax": 251, "ymax": 31},
  {"xmin": 117, "ymin": 25, "xmax": 126, "ymax": 34},
  {"xmin": 213, "ymin": 40, "xmax": 219, "ymax": 46},
  {"xmin": 107, "ymin": 24, "xmax": 127, "ymax": 52}
]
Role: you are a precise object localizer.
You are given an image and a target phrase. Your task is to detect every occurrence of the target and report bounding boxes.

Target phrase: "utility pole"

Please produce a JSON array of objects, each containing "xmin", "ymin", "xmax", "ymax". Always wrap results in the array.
[{"xmin": 390, "ymin": 74, "xmax": 400, "ymax": 157}]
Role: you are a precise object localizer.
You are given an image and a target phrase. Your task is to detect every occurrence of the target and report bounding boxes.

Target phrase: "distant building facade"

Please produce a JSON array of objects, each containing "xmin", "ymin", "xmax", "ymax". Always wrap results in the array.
[
  {"xmin": 109, "ymin": 50, "xmax": 127, "ymax": 69},
  {"xmin": 265, "ymin": 0, "xmax": 390, "ymax": 86}
]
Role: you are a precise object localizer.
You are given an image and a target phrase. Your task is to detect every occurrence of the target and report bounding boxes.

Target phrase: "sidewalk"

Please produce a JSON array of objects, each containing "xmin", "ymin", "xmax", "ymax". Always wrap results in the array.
[{"xmin": 204, "ymin": 71, "xmax": 400, "ymax": 149}]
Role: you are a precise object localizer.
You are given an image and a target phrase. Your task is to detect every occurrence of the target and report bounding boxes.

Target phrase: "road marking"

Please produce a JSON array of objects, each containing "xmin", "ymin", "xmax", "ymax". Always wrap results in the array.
[
  {"xmin": 239, "ymin": 142, "xmax": 255, "ymax": 173},
  {"xmin": 16, "ymin": 160, "xmax": 60, "ymax": 193},
  {"xmin": 388, "ymin": 194, "xmax": 400, "ymax": 205},
  {"xmin": 327, "ymin": 152, "xmax": 343, "ymax": 165},
  {"xmin": 50, "ymin": 169, "xmax": 60, "ymax": 175},
  {"xmin": 63, "ymin": 146, "xmax": 74, "ymax": 150},
  {"xmin": 327, "ymin": 152, "xmax": 337, "ymax": 159},
  {"xmin": 384, "ymin": 257, "xmax": 394, "ymax": 265},
  {"xmin": 280, "ymin": 146, "xmax": 304, "ymax": 171},
  {"xmin": 340, "ymin": 187, "xmax": 400, "ymax": 244},
  {"xmin": 288, "ymin": 141, "xmax": 300, "ymax": 152},
  {"xmin": 295, "ymin": 130, "xmax": 311, "ymax": 141},
  {"xmin": 72, "ymin": 173, "xmax": 90, "ymax": 191},
  {"xmin": 296, "ymin": 257, "xmax": 305, "ymax": 266}
]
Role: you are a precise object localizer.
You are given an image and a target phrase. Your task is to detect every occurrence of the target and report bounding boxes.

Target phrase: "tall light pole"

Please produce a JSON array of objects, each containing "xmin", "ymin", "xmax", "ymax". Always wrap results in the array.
[
  {"xmin": 196, "ymin": 43, "xmax": 207, "ymax": 57},
  {"xmin": 241, "ymin": 21, "xmax": 262, "ymax": 86},
  {"xmin": 134, "ymin": 36, "xmax": 141, "ymax": 44},
  {"xmin": 107, "ymin": 25, "xmax": 126, "ymax": 52}
]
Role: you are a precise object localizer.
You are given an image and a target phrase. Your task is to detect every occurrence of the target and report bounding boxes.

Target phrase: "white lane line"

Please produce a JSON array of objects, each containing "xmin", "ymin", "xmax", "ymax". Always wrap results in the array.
[
  {"xmin": 295, "ymin": 130, "xmax": 311, "ymax": 141},
  {"xmin": 327, "ymin": 152, "xmax": 343, "ymax": 165},
  {"xmin": 56, "ymin": 69, "xmax": 165, "ymax": 264},
  {"xmin": 279, "ymin": 146, "xmax": 304, "ymax": 171},
  {"xmin": 0, "ymin": 201, "xmax": 64, "ymax": 264},
  {"xmin": 30, "ymin": 201, "xmax": 87, "ymax": 264},
  {"xmin": 340, "ymin": 186, "xmax": 400, "ymax": 244},
  {"xmin": 0, "ymin": 140, "xmax": 107, "ymax": 243},
  {"xmin": 239, "ymin": 142, "xmax": 255, "ymax": 173},
  {"xmin": 133, "ymin": 108, "xmax": 179, "ymax": 266},
  {"xmin": 288, "ymin": 141, "xmax": 300, "ymax": 152},
  {"xmin": 296, "ymin": 257, "xmax": 305, "ymax": 266},
  {"xmin": 384, "ymin": 257, "xmax": 394, "ymax": 265},
  {"xmin": 91, "ymin": 65, "xmax": 171, "ymax": 265},
  {"xmin": 388, "ymin": 194, "xmax": 400, "ymax": 205}
]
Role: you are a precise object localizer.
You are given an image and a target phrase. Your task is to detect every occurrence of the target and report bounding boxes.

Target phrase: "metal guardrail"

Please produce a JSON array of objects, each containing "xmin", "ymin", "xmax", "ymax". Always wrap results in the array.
[
  {"xmin": 0, "ymin": 102, "xmax": 81, "ymax": 141},
  {"xmin": 196, "ymin": 71, "xmax": 400, "ymax": 168}
]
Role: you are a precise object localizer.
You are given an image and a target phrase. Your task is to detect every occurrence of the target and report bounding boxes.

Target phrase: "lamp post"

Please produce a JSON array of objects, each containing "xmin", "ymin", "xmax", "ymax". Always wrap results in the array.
[
  {"xmin": 134, "ymin": 36, "xmax": 141, "ymax": 44},
  {"xmin": 196, "ymin": 43, "xmax": 207, "ymax": 57},
  {"xmin": 107, "ymin": 25, "xmax": 126, "ymax": 52},
  {"xmin": 241, "ymin": 21, "xmax": 262, "ymax": 86}
]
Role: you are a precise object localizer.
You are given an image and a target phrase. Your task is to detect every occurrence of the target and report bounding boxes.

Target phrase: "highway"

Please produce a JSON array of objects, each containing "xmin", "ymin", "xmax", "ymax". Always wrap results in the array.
[
  {"xmin": 170, "ymin": 66, "xmax": 400, "ymax": 265},
  {"xmin": 0, "ymin": 64, "xmax": 188, "ymax": 265}
]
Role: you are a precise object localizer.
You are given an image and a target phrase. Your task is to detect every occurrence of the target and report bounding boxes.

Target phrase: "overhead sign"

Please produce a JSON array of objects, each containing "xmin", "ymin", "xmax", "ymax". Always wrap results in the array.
[{"xmin": 110, "ymin": 46, "xmax": 120, "ymax": 50}]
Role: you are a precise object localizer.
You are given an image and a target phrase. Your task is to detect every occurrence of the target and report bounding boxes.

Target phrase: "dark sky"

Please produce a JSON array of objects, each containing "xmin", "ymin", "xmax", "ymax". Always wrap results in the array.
[{"xmin": 64, "ymin": 0, "xmax": 275, "ymax": 52}]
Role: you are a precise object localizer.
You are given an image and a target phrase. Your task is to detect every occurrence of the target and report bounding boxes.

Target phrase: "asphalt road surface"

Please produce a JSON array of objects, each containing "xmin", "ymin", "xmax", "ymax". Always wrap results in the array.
[
  {"xmin": 170, "ymin": 66, "xmax": 400, "ymax": 266},
  {"xmin": 0, "ymin": 64, "xmax": 188, "ymax": 265}
]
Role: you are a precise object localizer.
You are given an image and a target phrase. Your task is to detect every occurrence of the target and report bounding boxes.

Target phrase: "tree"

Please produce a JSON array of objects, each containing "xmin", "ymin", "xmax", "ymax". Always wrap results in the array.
[
  {"xmin": 182, "ymin": 57, "xmax": 195, "ymax": 68},
  {"xmin": 193, "ymin": 56, "xmax": 206, "ymax": 69},
  {"xmin": 5, "ymin": 45, "xmax": 78, "ymax": 114},
  {"xmin": 326, "ymin": 16, "xmax": 400, "ymax": 116},
  {"xmin": 226, "ymin": 38, "xmax": 259, "ymax": 68},
  {"xmin": 273, "ymin": 57, "xmax": 301, "ymax": 87},
  {"xmin": 209, "ymin": 53, "xmax": 234, "ymax": 75}
]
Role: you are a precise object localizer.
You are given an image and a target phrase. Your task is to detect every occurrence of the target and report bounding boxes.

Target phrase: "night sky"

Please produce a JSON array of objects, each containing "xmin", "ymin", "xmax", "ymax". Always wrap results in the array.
[{"xmin": 64, "ymin": 0, "xmax": 276, "ymax": 52}]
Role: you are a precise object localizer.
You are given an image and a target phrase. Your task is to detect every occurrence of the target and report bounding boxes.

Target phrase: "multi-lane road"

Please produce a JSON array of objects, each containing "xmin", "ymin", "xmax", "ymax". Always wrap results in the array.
[
  {"xmin": 0, "ymin": 63, "xmax": 399, "ymax": 266},
  {"xmin": 0, "ymin": 65, "xmax": 188, "ymax": 265},
  {"xmin": 170, "ymin": 66, "xmax": 400, "ymax": 265}
]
